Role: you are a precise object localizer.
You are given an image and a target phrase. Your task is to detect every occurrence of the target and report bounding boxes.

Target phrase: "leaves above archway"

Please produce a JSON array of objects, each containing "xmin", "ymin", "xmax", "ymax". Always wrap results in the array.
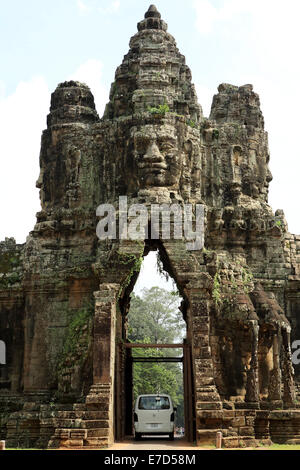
[{"xmin": 127, "ymin": 286, "xmax": 185, "ymax": 344}]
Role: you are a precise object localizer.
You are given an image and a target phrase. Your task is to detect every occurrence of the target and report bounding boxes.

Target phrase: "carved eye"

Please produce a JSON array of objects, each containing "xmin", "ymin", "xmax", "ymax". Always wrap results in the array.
[
  {"xmin": 135, "ymin": 140, "xmax": 148, "ymax": 154},
  {"xmin": 160, "ymin": 143, "xmax": 175, "ymax": 153}
]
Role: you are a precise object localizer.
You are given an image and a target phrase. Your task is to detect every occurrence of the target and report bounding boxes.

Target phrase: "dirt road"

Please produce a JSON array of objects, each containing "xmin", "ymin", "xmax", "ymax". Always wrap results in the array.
[{"xmin": 107, "ymin": 436, "xmax": 210, "ymax": 451}]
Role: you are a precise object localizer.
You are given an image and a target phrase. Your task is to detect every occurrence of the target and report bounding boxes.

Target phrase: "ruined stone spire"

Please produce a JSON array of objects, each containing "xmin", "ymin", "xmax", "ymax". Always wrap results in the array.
[
  {"xmin": 146, "ymin": 4, "xmax": 160, "ymax": 16},
  {"xmin": 47, "ymin": 81, "xmax": 99, "ymax": 127},
  {"xmin": 138, "ymin": 4, "xmax": 167, "ymax": 31},
  {"xmin": 104, "ymin": 5, "xmax": 202, "ymax": 121}
]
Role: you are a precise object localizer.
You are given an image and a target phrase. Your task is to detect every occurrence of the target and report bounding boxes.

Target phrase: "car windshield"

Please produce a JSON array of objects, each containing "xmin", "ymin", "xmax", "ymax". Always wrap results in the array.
[{"xmin": 138, "ymin": 396, "xmax": 170, "ymax": 410}]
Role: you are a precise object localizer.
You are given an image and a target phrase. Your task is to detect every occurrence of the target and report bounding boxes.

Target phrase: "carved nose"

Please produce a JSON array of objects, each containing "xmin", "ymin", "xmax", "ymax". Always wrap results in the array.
[
  {"xmin": 36, "ymin": 171, "xmax": 43, "ymax": 189},
  {"xmin": 144, "ymin": 142, "xmax": 164, "ymax": 162},
  {"xmin": 266, "ymin": 169, "xmax": 273, "ymax": 183}
]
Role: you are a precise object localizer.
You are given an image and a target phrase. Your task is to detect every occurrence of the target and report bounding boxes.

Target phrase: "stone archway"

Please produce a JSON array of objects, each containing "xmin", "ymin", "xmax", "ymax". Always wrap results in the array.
[
  {"xmin": 90, "ymin": 237, "xmax": 223, "ymax": 446},
  {"xmin": 113, "ymin": 241, "xmax": 197, "ymax": 443}
]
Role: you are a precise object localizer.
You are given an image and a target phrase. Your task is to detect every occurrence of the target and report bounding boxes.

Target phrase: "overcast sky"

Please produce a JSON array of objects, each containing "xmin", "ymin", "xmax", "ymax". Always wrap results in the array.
[{"xmin": 1, "ymin": 0, "xmax": 299, "ymax": 248}]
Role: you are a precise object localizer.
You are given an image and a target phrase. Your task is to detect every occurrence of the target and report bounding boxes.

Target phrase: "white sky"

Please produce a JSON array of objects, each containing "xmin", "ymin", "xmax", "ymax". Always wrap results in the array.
[
  {"xmin": 133, "ymin": 251, "xmax": 176, "ymax": 294},
  {"xmin": 0, "ymin": 0, "xmax": 299, "ymax": 244}
]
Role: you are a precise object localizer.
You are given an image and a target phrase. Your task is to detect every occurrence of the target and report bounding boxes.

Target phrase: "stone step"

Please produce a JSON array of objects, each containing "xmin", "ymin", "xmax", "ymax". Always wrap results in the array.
[
  {"xmin": 86, "ymin": 428, "xmax": 110, "ymax": 438},
  {"xmin": 53, "ymin": 428, "xmax": 109, "ymax": 439},
  {"xmin": 85, "ymin": 403, "xmax": 110, "ymax": 411},
  {"xmin": 222, "ymin": 436, "xmax": 259, "ymax": 448},
  {"xmin": 69, "ymin": 430, "xmax": 87, "ymax": 439},
  {"xmin": 196, "ymin": 401, "xmax": 222, "ymax": 410},
  {"xmin": 40, "ymin": 404, "xmax": 74, "ymax": 412},
  {"xmin": 81, "ymin": 420, "xmax": 109, "ymax": 429},
  {"xmin": 271, "ymin": 433, "xmax": 300, "ymax": 439},
  {"xmin": 284, "ymin": 439, "xmax": 300, "ymax": 444},
  {"xmin": 56, "ymin": 410, "xmax": 109, "ymax": 420},
  {"xmin": 197, "ymin": 410, "xmax": 223, "ymax": 419},
  {"xmin": 54, "ymin": 419, "xmax": 110, "ymax": 430},
  {"xmin": 83, "ymin": 438, "xmax": 109, "ymax": 448},
  {"xmin": 197, "ymin": 429, "xmax": 221, "ymax": 444},
  {"xmin": 73, "ymin": 404, "xmax": 87, "ymax": 411},
  {"xmin": 60, "ymin": 439, "xmax": 84, "ymax": 448},
  {"xmin": 197, "ymin": 429, "xmax": 221, "ymax": 435},
  {"xmin": 54, "ymin": 419, "xmax": 83, "ymax": 428}
]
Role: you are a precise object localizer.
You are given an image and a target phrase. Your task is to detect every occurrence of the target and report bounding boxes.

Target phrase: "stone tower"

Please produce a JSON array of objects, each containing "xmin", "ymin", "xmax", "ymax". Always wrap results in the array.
[{"xmin": 1, "ymin": 5, "xmax": 300, "ymax": 448}]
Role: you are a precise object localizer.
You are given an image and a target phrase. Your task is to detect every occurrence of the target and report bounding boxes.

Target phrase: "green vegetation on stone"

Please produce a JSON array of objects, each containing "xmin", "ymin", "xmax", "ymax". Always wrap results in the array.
[
  {"xmin": 212, "ymin": 273, "xmax": 222, "ymax": 305},
  {"xmin": 147, "ymin": 104, "xmax": 170, "ymax": 115},
  {"xmin": 58, "ymin": 301, "xmax": 94, "ymax": 370},
  {"xmin": 212, "ymin": 129, "xmax": 219, "ymax": 139},
  {"xmin": 187, "ymin": 120, "xmax": 196, "ymax": 128},
  {"xmin": 117, "ymin": 247, "xmax": 144, "ymax": 297}
]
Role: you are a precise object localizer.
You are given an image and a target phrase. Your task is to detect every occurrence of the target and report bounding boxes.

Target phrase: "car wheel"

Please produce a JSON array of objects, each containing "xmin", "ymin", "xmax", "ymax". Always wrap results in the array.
[
  {"xmin": 169, "ymin": 432, "xmax": 174, "ymax": 441},
  {"xmin": 135, "ymin": 432, "xmax": 142, "ymax": 441}
]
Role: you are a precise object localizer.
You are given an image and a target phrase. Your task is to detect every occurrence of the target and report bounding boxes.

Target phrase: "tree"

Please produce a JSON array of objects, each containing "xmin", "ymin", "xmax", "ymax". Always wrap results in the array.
[
  {"xmin": 128, "ymin": 287, "xmax": 185, "ymax": 343},
  {"xmin": 132, "ymin": 346, "xmax": 179, "ymax": 397}
]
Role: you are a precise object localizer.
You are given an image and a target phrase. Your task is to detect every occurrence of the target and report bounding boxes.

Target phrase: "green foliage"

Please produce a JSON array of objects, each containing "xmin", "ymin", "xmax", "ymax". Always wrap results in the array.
[
  {"xmin": 0, "ymin": 247, "xmax": 22, "ymax": 287},
  {"xmin": 132, "ymin": 343, "xmax": 180, "ymax": 391},
  {"xmin": 212, "ymin": 273, "xmax": 222, "ymax": 305},
  {"xmin": 0, "ymin": 252, "xmax": 20, "ymax": 273},
  {"xmin": 147, "ymin": 103, "xmax": 170, "ymax": 115},
  {"xmin": 118, "ymin": 248, "xmax": 144, "ymax": 297},
  {"xmin": 200, "ymin": 118, "xmax": 209, "ymax": 131},
  {"xmin": 212, "ymin": 129, "xmax": 219, "ymax": 139},
  {"xmin": 128, "ymin": 287, "xmax": 185, "ymax": 343},
  {"xmin": 60, "ymin": 302, "xmax": 94, "ymax": 367},
  {"xmin": 241, "ymin": 267, "xmax": 253, "ymax": 293},
  {"xmin": 156, "ymin": 252, "xmax": 170, "ymax": 283},
  {"xmin": 187, "ymin": 119, "xmax": 196, "ymax": 128},
  {"xmin": 230, "ymin": 276, "xmax": 238, "ymax": 293},
  {"xmin": 267, "ymin": 444, "xmax": 300, "ymax": 450}
]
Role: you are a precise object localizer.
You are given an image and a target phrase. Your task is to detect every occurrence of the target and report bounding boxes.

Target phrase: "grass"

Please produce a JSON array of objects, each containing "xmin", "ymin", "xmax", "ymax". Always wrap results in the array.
[
  {"xmin": 5, "ymin": 448, "xmax": 44, "ymax": 451},
  {"xmin": 266, "ymin": 444, "xmax": 300, "ymax": 450}
]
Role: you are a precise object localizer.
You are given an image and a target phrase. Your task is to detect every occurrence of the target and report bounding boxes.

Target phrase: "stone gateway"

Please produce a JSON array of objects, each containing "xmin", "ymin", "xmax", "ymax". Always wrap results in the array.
[{"xmin": 1, "ymin": 5, "xmax": 300, "ymax": 448}]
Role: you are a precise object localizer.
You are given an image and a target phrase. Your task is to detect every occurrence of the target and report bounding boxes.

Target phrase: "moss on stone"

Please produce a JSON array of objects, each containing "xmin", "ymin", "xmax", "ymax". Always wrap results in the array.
[
  {"xmin": 58, "ymin": 301, "xmax": 94, "ymax": 373},
  {"xmin": 212, "ymin": 273, "xmax": 222, "ymax": 305}
]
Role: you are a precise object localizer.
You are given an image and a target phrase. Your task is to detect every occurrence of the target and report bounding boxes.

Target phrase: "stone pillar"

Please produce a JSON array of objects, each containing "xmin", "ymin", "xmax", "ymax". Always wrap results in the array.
[
  {"xmin": 188, "ymin": 274, "xmax": 223, "ymax": 445},
  {"xmin": 85, "ymin": 283, "xmax": 119, "ymax": 446},
  {"xmin": 268, "ymin": 328, "xmax": 282, "ymax": 406},
  {"xmin": 281, "ymin": 326, "xmax": 296, "ymax": 407},
  {"xmin": 92, "ymin": 284, "xmax": 119, "ymax": 383},
  {"xmin": 245, "ymin": 320, "xmax": 260, "ymax": 406},
  {"xmin": 190, "ymin": 288, "xmax": 222, "ymax": 410}
]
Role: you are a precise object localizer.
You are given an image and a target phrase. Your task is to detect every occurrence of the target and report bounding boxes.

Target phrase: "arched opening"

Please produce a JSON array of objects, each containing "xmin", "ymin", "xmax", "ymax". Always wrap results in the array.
[{"xmin": 115, "ymin": 240, "xmax": 196, "ymax": 443}]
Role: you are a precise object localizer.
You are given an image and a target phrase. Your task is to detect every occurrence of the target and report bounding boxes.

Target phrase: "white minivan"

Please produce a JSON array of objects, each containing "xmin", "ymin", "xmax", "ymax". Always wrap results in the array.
[{"xmin": 134, "ymin": 394, "xmax": 176, "ymax": 440}]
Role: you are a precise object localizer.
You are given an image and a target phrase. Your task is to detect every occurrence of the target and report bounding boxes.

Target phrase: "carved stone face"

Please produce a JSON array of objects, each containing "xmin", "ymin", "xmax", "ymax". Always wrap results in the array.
[
  {"xmin": 241, "ymin": 148, "xmax": 273, "ymax": 201},
  {"xmin": 131, "ymin": 123, "xmax": 183, "ymax": 190},
  {"xmin": 252, "ymin": 152, "xmax": 273, "ymax": 201}
]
